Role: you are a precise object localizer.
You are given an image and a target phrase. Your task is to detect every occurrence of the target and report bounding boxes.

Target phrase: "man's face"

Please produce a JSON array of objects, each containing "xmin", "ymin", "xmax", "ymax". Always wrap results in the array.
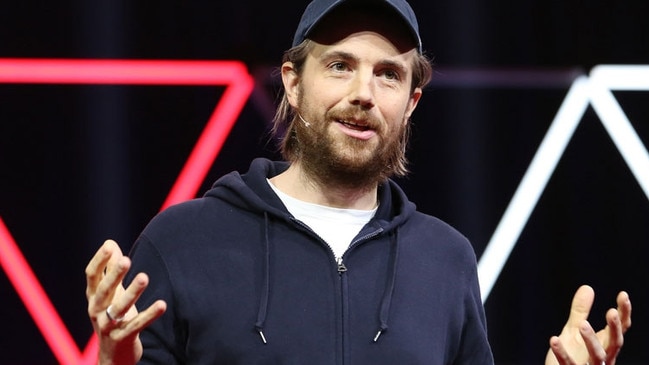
[{"xmin": 286, "ymin": 30, "xmax": 422, "ymax": 187}]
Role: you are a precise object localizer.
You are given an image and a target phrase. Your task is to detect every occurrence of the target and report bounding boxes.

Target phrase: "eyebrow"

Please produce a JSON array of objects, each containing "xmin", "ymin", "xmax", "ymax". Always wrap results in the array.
[
  {"xmin": 319, "ymin": 50, "xmax": 356, "ymax": 64},
  {"xmin": 319, "ymin": 50, "xmax": 409, "ymax": 76}
]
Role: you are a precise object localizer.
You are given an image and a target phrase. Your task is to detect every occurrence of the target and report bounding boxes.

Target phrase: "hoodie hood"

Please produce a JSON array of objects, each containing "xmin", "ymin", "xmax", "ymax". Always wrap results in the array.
[{"xmin": 204, "ymin": 158, "xmax": 417, "ymax": 233}]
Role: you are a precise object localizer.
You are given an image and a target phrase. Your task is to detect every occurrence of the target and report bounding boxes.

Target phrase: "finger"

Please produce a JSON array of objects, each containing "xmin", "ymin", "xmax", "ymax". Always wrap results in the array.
[
  {"xmin": 549, "ymin": 336, "xmax": 577, "ymax": 365},
  {"xmin": 93, "ymin": 255, "xmax": 132, "ymax": 310},
  {"xmin": 101, "ymin": 300, "xmax": 167, "ymax": 343},
  {"xmin": 580, "ymin": 320, "xmax": 607, "ymax": 365},
  {"xmin": 103, "ymin": 272, "xmax": 151, "ymax": 324},
  {"xmin": 85, "ymin": 240, "xmax": 122, "ymax": 298},
  {"xmin": 566, "ymin": 285, "xmax": 595, "ymax": 328},
  {"xmin": 616, "ymin": 291, "xmax": 632, "ymax": 332},
  {"xmin": 124, "ymin": 300, "xmax": 167, "ymax": 334},
  {"xmin": 603, "ymin": 308, "xmax": 623, "ymax": 363},
  {"xmin": 104, "ymin": 300, "xmax": 167, "ymax": 342}
]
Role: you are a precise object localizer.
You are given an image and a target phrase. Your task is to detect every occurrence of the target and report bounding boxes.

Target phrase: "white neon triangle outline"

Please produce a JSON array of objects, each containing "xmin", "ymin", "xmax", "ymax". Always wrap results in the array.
[{"xmin": 478, "ymin": 65, "xmax": 649, "ymax": 302}]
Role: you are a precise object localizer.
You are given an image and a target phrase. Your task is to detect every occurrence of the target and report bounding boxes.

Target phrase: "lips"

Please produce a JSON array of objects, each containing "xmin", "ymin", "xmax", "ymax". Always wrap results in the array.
[
  {"xmin": 335, "ymin": 118, "xmax": 377, "ymax": 141},
  {"xmin": 338, "ymin": 119, "xmax": 371, "ymax": 131}
]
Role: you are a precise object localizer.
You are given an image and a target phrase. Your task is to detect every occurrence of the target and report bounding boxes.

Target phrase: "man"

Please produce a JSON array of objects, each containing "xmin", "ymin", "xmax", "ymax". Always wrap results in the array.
[{"xmin": 85, "ymin": 0, "xmax": 632, "ymax": 364}]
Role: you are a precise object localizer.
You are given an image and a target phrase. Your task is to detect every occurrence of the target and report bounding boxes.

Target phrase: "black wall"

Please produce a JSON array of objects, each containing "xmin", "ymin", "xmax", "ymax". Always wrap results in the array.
[{"xmin": 1, "ymin": 1, "xmax": 648, "ymax": 364}]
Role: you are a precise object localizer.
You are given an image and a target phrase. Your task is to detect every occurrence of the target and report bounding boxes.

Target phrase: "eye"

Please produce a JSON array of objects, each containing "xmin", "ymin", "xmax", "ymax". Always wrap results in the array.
[
  {"xmin": 329, "ymin": 61, "xmax": 349, "ymax": 72},
  {"xmin": 380, "ymin": 69, "xmax": 400, "ymax": 81}
]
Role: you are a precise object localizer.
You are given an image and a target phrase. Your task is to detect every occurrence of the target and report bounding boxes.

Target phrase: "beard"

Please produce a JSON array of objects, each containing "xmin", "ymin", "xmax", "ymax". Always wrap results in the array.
[{"xmin": 293, "ymin": 104, "xmax": 408, "ymax": 190}]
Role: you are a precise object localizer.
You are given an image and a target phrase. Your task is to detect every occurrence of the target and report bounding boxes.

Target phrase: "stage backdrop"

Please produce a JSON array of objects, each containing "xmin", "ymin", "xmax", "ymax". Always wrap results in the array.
[{"xmin": 1, "ymin": 0, "xmax": 647, "ymax": 364}]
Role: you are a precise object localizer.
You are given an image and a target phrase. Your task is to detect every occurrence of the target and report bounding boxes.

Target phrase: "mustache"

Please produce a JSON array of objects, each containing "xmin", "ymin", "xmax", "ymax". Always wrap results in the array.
[{"xmin": 327, "ymin": 108, "xmax": 381, "ymax": 130}]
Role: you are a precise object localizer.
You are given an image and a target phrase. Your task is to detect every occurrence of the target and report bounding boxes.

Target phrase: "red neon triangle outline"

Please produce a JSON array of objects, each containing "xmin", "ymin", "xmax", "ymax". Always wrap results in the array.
[{"xmin": 0, "ymin": 58, "xmax": 255, "ymax": 365}]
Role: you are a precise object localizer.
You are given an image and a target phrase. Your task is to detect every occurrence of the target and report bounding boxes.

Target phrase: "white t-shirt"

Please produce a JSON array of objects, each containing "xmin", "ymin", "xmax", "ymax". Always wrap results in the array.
[{"xmin": 268, "ymin": 179, "xmax": 377, "ymax": 260}]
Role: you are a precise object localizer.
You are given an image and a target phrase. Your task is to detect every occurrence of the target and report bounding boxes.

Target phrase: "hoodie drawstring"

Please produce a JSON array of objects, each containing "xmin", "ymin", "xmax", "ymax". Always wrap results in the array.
[
  {"xmin": 373, "ymin": 229, "xmax": 400, "ymax": 342},
  {"xmin": 254, "ymin": 213, "xmax": 401, "ymax": 344},
  {"xmin": 255, "ymin": 212, "xmax": 271, "ymax": 344}
]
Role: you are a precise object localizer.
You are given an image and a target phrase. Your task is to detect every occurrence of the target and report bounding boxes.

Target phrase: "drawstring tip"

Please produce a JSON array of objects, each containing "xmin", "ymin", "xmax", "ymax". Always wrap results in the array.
[
  {"xmin": 373, "ymin": 330, "xmax": 383, "ymax": 342},
  {"xmin": 258, "ymin": 330, "xmax": 267, "ymax": 344}
]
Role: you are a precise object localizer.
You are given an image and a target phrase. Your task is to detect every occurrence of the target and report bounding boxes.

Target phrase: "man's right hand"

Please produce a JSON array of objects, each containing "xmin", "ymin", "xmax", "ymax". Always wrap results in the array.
[{"xmin": 85, "ymin": 240, "xmax": 167, "ymax": 365}]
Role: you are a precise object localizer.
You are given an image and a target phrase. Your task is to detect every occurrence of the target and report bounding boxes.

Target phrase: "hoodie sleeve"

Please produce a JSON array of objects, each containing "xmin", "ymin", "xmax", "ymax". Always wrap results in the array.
[
  {"xmin": 453, "ymin": 263, "xmax": 494, "ymax": 365},
  {"xmin": 125, "ymin": 234, "xmax": 186, "ymax": 365}
]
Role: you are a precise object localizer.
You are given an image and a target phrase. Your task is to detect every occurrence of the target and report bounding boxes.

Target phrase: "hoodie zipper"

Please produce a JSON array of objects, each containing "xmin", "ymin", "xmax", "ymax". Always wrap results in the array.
[
  {"xmin": 291, "ymin": 218, "xmax": 346, "ymax": 364},
  {"xmin": 337, "ymin": 227, "xmax": 384, "ymax": 365},
  {"xmin": 292, "ymin": 217, "xmax": 385, "ymax": 365},
  {"xmin": 337, "ymin": 257, "xmax": 347, "ymax": 273}
]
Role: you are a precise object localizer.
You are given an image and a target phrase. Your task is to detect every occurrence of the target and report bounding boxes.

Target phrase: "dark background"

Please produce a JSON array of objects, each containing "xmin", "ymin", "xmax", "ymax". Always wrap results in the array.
[{"xmin": 1, "ymin": 1, "xmax": 648, "ymax": 364}]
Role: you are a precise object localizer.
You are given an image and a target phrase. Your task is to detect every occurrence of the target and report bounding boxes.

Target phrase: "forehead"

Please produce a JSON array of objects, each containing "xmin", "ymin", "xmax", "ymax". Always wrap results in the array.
[
  {"xmin": 306, "ymin": 3, "xmax": 417, "ymax": 54},
  {"xmin": 308, "ymin": 31, "xmax": 417, "ymax": 71}
]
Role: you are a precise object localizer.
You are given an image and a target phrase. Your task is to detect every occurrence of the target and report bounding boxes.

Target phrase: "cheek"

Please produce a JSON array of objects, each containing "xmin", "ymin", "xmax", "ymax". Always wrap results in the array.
[
  {"xmin": 381, "ymin": 98, "xmax": 411, "ymax": 126},
  {"xmin": 299, "ymin": 82, "xmax": 335, "ymax": 112}
]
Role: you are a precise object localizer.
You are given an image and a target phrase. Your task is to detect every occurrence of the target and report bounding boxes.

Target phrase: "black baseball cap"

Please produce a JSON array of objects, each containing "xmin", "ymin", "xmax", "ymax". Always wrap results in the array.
[{"xmin": 292, "ymin": 0, "xmax": 423, "ymax": 53}]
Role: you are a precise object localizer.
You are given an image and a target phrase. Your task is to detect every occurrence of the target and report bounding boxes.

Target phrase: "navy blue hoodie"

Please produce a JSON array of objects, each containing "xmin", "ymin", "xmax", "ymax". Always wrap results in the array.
[{"xmin": 127, "ymin": 158, "xmax": 494, "ymax": 364}]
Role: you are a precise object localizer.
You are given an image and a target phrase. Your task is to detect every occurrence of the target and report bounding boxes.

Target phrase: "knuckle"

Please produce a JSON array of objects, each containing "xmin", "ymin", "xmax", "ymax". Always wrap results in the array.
[
  {"xmin": 84, "ymin": 267, "xmax": 94, "ymax": 279},
  {"xmin": 88, "ymin": 308, "xmax": 99, "ymax": 322},
  {"xmin": 616, "ymin": 335, "xmax": 624, "ymax": 348}
]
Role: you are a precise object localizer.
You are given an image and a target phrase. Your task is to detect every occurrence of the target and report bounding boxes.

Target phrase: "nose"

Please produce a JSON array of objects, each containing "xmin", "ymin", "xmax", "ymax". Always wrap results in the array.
[{"xmin": 348, "ymin": 70, "xmax": 375, "ymax": 109}]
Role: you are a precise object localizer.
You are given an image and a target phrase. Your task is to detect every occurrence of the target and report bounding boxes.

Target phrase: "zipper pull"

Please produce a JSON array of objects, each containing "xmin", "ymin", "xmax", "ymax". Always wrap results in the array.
[{"xmin": 337, "ymin": 257, "xmax": 347, "ymax": 274}]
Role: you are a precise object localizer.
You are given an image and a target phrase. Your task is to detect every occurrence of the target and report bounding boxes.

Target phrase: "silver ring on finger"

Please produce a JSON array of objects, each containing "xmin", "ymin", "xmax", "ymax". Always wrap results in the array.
[{"xmin": 106, "ymin": 304, "xmax": 125, "ymax": 324}]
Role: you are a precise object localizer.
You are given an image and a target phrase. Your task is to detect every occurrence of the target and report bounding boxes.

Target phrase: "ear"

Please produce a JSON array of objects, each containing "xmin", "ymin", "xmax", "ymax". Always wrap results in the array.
[
  {"xmin": 281, "ymin": 61, "xmax": 300, "ymax": 108},
  {"xmin": 403, "ymin": 87, "xmax": 423, "ymax": 124}
]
